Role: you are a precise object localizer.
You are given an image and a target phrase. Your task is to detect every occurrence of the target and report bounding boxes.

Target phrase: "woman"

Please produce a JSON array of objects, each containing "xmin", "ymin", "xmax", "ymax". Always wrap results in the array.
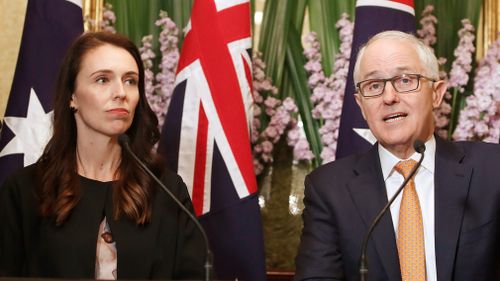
[{"xmin": 0, "ymin": 32, "xmax": 204, "ymax": 280}]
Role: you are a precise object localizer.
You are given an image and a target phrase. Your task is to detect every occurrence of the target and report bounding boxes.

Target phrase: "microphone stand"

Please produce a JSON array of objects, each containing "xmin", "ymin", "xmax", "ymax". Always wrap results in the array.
[
  {"xmin": 119, "ymin": 135, "xmax": 213, "ymax": 281},
  {"xmin": 359, "ymin": 141, "xmax": 425, "ymax": 281}
]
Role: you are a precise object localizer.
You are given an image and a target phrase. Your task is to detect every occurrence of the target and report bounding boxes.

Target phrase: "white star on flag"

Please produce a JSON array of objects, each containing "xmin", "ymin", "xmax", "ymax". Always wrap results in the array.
[
  {"xmin": 353, "ymin": 128, "xmax": 377, "ymax": 145},
  {"xmin": 0, "ymin": 88, "xmax": 53, "ymax": 166}
]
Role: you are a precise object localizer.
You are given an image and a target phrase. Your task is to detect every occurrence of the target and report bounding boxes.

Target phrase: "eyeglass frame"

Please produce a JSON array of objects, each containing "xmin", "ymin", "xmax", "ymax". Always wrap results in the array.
[{"xmin": 355, "ymin": 74, "xmax": 437, "ymax": 98}]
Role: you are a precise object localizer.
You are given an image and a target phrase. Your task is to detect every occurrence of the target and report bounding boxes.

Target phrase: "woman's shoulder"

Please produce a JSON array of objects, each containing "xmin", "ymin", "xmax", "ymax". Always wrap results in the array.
[
  {"xmin": 1, "ymin": 163, "xmax": 38, "ymax": 189},
  {"xmin": 154, "ymin": 166, "xmax": 191, "ymax": 201},
  {"xmin": 0, "ymin": 163, "xmax": 39, "ymax": 209},
  {"xmin": 158, "ymin": 167, "xmax": 184, "ymax": 187}
]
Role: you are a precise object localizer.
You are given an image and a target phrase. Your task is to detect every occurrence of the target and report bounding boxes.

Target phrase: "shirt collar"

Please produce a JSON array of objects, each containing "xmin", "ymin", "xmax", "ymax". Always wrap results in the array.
[{"xmin": 379, "ymin": 135, "xmax": 436, "ymax": 180}]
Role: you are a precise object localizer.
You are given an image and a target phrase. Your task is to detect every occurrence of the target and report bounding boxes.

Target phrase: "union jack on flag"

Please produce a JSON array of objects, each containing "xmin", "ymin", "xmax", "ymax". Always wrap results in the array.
[{"xmin": 158, "ymin": 0, "xmax": 266, "ymax": 280}]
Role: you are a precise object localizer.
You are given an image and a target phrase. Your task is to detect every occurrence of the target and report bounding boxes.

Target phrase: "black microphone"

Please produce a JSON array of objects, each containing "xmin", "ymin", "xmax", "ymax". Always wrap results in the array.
[
  {"xmin": 118, "ymin": 134, "xmax": 213, "ymax": 281},
  {"xmin": 359, "ymin": 140, "xmax": 426, "ymax": 281}
]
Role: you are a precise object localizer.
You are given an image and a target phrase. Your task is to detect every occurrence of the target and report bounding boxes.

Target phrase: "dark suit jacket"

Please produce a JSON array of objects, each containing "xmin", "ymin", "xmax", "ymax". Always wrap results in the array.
[
  {"xmin": 0, "ymin": 164, "xmax": 205, "ymax": 280},
  {"xmin": 294, "ymin": 137, "xmax": 500, "ymax": 281}
]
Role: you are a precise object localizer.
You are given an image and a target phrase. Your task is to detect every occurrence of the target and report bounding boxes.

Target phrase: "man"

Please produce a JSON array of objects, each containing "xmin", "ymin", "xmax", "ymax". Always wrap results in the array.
[{"xmin": 294, "ymin": 31, "xmax": 500, "ymax": 281}]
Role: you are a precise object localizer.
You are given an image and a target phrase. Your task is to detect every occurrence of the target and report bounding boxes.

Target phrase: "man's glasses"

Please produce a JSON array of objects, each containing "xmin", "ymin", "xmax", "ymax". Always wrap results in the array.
[{"xmin": 356, "ymin": 74, "xmax": 436, "ymax": 98}]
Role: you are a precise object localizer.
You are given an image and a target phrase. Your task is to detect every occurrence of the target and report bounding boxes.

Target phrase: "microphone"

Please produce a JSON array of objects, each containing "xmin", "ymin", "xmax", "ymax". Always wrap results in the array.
[
  {"xmin": 118, "ymin": 134, "xmax": 213, "ymax": 281},
  {"xmin": 413, "ymin": 139, "xmax": 426, "ymax": 154},
  {"xmin": 359, "ymin": 140, "xmax": 426, "ymax": 281}
]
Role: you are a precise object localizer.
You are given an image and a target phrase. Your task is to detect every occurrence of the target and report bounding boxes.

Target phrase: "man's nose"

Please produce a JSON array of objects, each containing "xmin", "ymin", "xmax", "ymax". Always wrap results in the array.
[{"xmin": 382, "ymin": 82, "xmax": 400, "ymax": 104}]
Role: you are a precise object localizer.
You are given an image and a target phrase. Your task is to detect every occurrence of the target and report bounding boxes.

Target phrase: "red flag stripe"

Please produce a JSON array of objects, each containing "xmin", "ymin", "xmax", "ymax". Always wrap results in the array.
[
  {"xmin": 191, "ymin": 0, "xmax": 257, "ymax": 194},
  {"xmin": 356, "ymin": 0, "xmax": 415, "ymax": 15},
  {"xmin": 177, "ymin": 3, "xmax": 250, "ymax": 74},
  {"xmin": 218, "ymin": 3, "xmax": 251, "ymax": 43},
  {"xmin": 242, "ymin": 54, "xmax": 253, "ymax": 97},
  {"xmin": 391, "ymin": 0, "xmax": 414, "ymax": 8},
  {"xmin": 192, "ymin": 104, "xmax": 209, "ymax": 216},
  {"xmin": 176, "ymin": 32, "xmax": 197, "ymax": 74}
]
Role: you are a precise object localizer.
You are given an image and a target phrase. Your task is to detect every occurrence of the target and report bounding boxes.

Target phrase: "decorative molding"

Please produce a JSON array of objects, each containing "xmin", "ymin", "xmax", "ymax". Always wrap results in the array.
[
  {"xmin": 82, "ymin": 0, "xmax": 104, "ymax": 32},
  {"xmin": 0, "ymin": 0, "xmax": 28, "ymax": 120},
  {"xmin": 477, "ymin": 0, "xmax": 498, "ymax": 59}
]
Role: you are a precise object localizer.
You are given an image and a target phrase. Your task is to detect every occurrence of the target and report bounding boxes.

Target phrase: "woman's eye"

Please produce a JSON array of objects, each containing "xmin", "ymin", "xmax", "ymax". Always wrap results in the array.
[
  {"xmin": 124, "ymin": 78, "xmax": 138, "ymax": 86},
  {"xmin": 96, "ymin": 77, "xmax": 108, "ymax": 84}
]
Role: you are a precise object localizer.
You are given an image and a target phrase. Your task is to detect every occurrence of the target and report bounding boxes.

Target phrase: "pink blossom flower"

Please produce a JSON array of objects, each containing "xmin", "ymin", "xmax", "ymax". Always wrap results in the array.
[
  {"xmin": 140, "ymin": 11, "xmax": 180, "ymax": 133},
  {"xmin": 301, "ymin": 13, "xmax": 353, "ymax": 163},
  {"xmin": 282, "ymin": 97, "xmax": 298, "ymax": 112},
  {"xmin": 287, "ymin": 127, "xmax": 301, "ymax": 145},
  {"xmin": 293, "ymin": 139, "xmax": 315, "ymax": 163},
  {"xmin": 416, "ymin": 5, "xmax": 453, "ymax": 135},
  {"xmin": 417, "ymin": 5, "xmax": 438, "ymax": 50},
  {"xmin": 448, "ymin": 19, "xmax": 475, "ymax": 91},
  {"xmin": 453, "ymin": 36, "xmax": 499, "ymax": 143},
  {"xmin": 261, "ymin": 141, "xmax": 273, "ymax": 153},
  {"xmin": 251, "ymin": 52, "xmax": 299, "ymax": 174},
  {"xmin": 100, "ymin": 3, "xmax": 117, "ymax": 33}
]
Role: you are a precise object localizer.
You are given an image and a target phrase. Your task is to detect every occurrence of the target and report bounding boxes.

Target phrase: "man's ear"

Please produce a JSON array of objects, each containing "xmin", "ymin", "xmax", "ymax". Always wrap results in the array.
[
  {"xmin": 432, "ymin": 80, "xmax": 447, "ymax": 109},
  {"xmin": 354, "ymin": 93, "xmax": 367, "ymax": 121}
]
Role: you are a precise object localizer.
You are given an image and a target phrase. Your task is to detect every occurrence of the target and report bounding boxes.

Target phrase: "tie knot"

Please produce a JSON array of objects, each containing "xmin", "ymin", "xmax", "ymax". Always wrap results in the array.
[{"xmin": 394, "ymin": 159, "xmax": 418, "ymax": 179}]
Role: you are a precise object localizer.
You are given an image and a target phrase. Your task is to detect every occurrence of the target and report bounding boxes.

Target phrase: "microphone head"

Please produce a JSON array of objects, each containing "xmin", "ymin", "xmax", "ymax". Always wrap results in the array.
[
  {"xmin": 118, "ymin": 134, "xmax": 130, "ymax": 147},
  {"xmin": 413, "ymin": 140, "xmax": 426, "ymax": 154}
]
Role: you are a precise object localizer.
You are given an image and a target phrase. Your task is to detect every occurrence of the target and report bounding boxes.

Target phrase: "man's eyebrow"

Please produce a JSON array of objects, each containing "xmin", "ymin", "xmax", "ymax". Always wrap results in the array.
[{"xmin": 362, "ymin": 66, "xmax": 414, "ymax": 79}]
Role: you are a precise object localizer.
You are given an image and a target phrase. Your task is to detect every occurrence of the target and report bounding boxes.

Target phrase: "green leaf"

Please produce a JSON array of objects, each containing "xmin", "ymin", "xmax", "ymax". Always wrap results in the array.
[
  {"xmin": 106, "ymin": 0, "xmax": 192, "ymax": 71},
  {"xmin": 163, "ymin": 0, "xmax": 193, "ymax": 46},
  {"xmin": 285, "ymin": 27, "xmax": 322, "ymax": 167},
  {"xmin": 308, "ymin": 0, "xmax": 355, "ymax": 76},
  {"xmin": 258, "ymin": 0, "xmax": 295, "ymax": 88}
]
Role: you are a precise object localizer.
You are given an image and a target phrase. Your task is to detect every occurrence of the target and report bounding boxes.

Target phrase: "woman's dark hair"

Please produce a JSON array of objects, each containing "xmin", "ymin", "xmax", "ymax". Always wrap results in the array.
[{"xmin": 37, "ymin": 31, "xmax": 162, "ymax": 225}]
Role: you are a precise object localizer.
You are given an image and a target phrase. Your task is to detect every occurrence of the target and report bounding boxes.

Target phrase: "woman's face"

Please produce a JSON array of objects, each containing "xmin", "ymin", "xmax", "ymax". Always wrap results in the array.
[{"xmin": 70, "ymin": 44, "xmax": 140, "ymax": 140}]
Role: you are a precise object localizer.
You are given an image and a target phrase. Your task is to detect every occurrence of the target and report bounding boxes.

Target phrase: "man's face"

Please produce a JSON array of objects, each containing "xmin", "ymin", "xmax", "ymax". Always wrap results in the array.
[{"xmin": 354, "ymin": 38, "xmax": 446, "ymax": 158}]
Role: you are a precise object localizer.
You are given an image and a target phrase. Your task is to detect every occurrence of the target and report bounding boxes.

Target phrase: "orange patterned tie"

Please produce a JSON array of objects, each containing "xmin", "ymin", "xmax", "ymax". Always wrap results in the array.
[{"xmin": 395, "ymin": 160, "xmax": 426, "ymax": 281}]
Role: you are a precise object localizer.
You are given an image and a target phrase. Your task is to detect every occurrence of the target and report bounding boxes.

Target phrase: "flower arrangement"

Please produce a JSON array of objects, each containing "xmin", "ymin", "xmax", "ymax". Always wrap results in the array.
[
  {"xmin": 293, "ymin": 13, "xmax": 353, "ymax": 164},
  {"xmin": 139, "ymin": 35, "xmax": 157, "ymax": 108},
  {"xmin": 416, "ymin": 5, "xmax": 438, "ymax": 48},
  {"xmin": 416, "ymin": 5, "xmax": 452, "ymax": 138},
  {"xmin": 446, "ymin": 19, "xmax": 477, "ymax": 139},
  {"xmin": 448, "ymin": 19, "xmax": 476, "ymax": 92},
  {"xmin": 453, "ymin": 36, "xmax": 500, "ymax": 142},
  {"xmin": 139, "ymin": 11, "xmax": 180, "ymax": 130},
  {"xmin": 101, "ymin": 3, "xmax": 117, "ymax": 33},
  {"xmin": 251, "ymin": 52, "xmax": 299, "ymax": 175},
  {"xmin": 83, "ymin": 3, "xmax": 116, "ymax": 33}
]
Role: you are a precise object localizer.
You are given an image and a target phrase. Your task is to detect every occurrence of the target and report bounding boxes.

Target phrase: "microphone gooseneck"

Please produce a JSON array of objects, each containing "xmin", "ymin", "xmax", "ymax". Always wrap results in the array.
[
  {"xmin": 118, "ymin": 134, "xmax": 213, "ymax": 281},
  {"xmin": 359, "ymin": 140, "xmax": 426, "ymax": 281}
]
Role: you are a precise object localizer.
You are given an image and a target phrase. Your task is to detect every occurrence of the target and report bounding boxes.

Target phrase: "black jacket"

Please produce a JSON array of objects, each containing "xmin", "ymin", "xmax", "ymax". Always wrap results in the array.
[
  {"xmin": 294, "ymin": 138, "xmax": 500, "ymax": 281},
  {"xmin": 0, "ymin": 164, "xmax": 205, "ymax": 280}
]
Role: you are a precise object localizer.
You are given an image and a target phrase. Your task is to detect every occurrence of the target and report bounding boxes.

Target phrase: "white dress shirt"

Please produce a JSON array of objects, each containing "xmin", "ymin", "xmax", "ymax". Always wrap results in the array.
[{"xmin": 378, "ymin": 136, "xmax": 437, "ymax": 281}]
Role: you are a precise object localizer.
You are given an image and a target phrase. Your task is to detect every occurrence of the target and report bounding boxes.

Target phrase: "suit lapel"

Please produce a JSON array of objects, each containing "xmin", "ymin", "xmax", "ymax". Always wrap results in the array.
[
  {"xmin": 347, "ymin": 145, "xmax": 401, "ymax": 280},
  {"xmin": 434, "ymin": 137, "xmax": 472, "ymax": 281}
]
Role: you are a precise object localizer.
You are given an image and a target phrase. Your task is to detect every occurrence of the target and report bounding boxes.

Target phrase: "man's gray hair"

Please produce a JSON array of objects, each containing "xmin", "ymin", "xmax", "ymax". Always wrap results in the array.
[{"xmin": 353, "ymin": 30, "xmax": 440, "ymax": 85}]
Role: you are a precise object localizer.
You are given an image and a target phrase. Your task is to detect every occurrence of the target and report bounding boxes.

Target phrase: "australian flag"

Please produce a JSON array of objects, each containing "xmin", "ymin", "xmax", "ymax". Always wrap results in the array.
[
  {"xmin": 157, "ymin": 0, "xmax": 267, "ymax": 280},
  {"xmin": 335, "ymin": 0, "xmax": 416, "ymax": 159},
  {"xmin": 0, "ymin": 0, "xmax": 83, "ymax": 185}
]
